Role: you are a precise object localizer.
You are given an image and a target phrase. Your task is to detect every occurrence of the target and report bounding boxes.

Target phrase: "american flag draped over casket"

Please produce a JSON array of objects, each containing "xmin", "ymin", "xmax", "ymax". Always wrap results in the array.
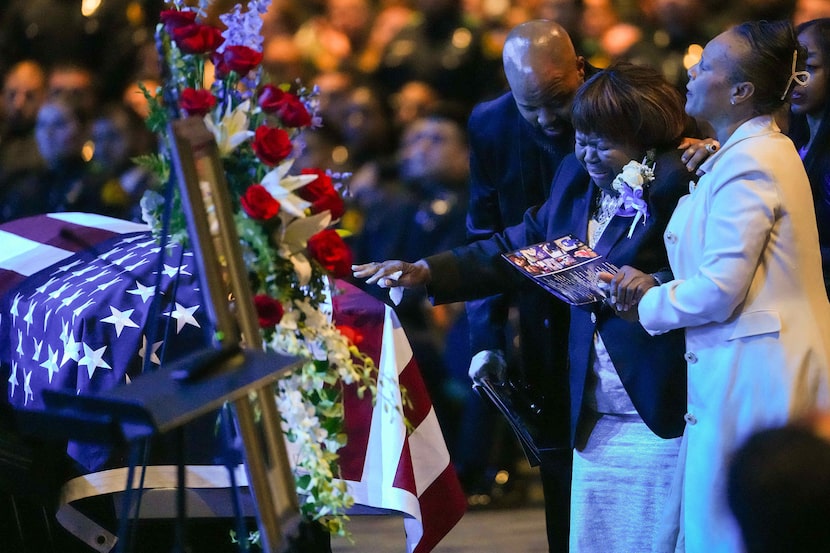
[{"xmin": 0, "ymin": 212, "xmax": 465, "ymax": 553}]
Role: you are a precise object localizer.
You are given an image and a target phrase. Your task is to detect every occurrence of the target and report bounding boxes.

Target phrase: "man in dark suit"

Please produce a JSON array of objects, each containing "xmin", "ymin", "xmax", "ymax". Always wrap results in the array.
[{"xmin": 464, "ymin": 20, "xmax": 597, "ymax": 552}]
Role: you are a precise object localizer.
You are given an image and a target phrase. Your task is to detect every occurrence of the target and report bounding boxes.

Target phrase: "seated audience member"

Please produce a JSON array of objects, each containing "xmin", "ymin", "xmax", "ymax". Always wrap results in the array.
[
  {"xmin": 788, "ymin": 17, "xmax": 830, "ymax": 297},
  {"xmin": 46, "ymin": 63, "xmax": 98, "ymax": 123},
  {"xmin": 389, "ymin": 80, "xmax": 440, "ymax": 136},
  {"xmin": 0, "ymin": 60, "xmax": 47, "ymax": 177},
  {"xmin": 0, "ymin": 98, "xmax": 103, "ymax": 222},
  {"xmin": 88, "ymin": 102, "xmax": 158, "ymax": 221},
  {"xmin": 354, "ymin": 62, "xmax": 692, "ymax": 552},
  {"xmin": 727, "ymin": 413, "xmax": 830, "ymax": 553},
  {"xmin": 311, "ymin": 70, "xmax": 354, "ymax": 142}
]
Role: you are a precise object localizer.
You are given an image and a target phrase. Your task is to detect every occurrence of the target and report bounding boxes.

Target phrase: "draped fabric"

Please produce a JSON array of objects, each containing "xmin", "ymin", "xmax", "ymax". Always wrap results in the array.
[{"xmin": 0, "ymin": 212, "xmax": 465, "ymax": 553}]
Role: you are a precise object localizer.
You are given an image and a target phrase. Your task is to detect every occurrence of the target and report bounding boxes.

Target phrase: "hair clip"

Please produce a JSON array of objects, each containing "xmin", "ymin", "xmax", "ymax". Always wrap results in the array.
[{"xmin": 781, "ymin": 50, "xmax": 810, "ymax": 101}]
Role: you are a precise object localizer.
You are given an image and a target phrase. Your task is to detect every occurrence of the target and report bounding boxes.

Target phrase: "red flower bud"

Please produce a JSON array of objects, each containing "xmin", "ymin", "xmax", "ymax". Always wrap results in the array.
[
  {"xmin": 298, "ymin": 169, "xmax": 344, "ymax": 219},
  {"xmin": 251, "ymin": 125, "xmax": 293, "ymax": 166},
  {"xmin": 179, "ymin": 88, "xmax": 216, "ymax": 117},
  {"xmin": 253, "ymin": 294, "xmax": 284, "ymax": 328},
  {"xmin": 172, "ymin": 23, "xmax": 224, "ymax": 55},
  {"xmin": 240, "ymin": 184, "xmax": 281, "ymax": 220},
  {"xmin": 213, "ymin": 45, "xmax": 263, "ymax": 77},
  {"xmin": 307, "ymin": 229, "xmax": 353, "ymax": 278},
  {"xmin": 160, "ymin": 10, "xmax": 197, "ymax": 35},
  {"xmin": 257, "ymin": 84, "xmax": 287, "ymax": 113},
  {"xmin": 258, "ymin": 85, "xmax": 311, "ymax": 128}
]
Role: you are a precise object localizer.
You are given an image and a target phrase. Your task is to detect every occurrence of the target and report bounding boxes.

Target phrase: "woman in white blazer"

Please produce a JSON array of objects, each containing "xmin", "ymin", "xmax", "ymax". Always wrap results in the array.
[{"xmin": 602, "ymin": 20, "xmax": 830, "ymax": 553}]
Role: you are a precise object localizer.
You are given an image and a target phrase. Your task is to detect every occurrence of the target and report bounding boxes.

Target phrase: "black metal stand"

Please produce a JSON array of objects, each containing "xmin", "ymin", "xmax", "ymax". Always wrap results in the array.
[{"xmin": 14, "ymin": 346, "xmax": 303, "ymax": 553}]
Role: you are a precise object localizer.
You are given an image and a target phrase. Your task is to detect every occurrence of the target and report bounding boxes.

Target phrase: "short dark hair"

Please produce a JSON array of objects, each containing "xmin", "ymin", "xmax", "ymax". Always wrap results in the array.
[
  {"xmin": 571, "ymin": 62, "xmax": 686, "ymax": 149},
  {"xmin": 727, "ymin": 424, "xmax": 830, "ymax": 553},
  {"xmin": 730, "ymin": 20, "xmax": 805, "ymax": 115}
]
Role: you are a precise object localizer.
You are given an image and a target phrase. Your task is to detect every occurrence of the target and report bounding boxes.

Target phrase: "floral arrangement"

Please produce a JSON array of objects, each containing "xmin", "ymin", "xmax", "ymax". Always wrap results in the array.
[
  {"xmin": 135, "ymin": 0, "xmax": 377, "ymax": 537},
  {"xmin": 612, "ymin": 149, "xmax": 656, "ymax": 238}
]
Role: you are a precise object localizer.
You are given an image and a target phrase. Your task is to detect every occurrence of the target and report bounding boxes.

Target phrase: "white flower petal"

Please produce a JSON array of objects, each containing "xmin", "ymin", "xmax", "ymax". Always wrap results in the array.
[
  {"xmin": 282, "ymin": 212, "xmax": 331, "ymax": 251},
  {"xmin": 291, "ymin": 252, "xmax": 313, "ymax": 286}
]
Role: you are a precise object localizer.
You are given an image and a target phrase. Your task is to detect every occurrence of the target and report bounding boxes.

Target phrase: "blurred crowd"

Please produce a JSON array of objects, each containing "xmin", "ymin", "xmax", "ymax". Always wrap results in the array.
[{"xmin": 2, "ymin": 0, "xmax": 830, "ymax": 505}]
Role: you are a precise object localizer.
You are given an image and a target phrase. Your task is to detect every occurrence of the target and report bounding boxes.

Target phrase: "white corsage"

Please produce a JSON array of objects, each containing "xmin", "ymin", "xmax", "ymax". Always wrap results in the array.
[{"xmin": 612, "ymin": 150, "xmax": 656, "ymax": 238}]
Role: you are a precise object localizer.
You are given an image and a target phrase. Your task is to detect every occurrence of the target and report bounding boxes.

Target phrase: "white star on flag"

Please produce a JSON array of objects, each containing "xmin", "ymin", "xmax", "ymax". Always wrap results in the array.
[
  {"xmin": 40, "ymin": 346, "xmax": 60, "ymax": 383},
  {"xmin": 16, "ymin": 329, "xmax": 24, "ymax": 356},
  {"xmin": 71, "ymin": 265, "xmax": 98, "ymax": 278},
  {"xmin": 35, "ymin": 277, "xmax": 58, "ymax": 294},
  {"xmin": 42, "ymin": 308, "xmax": 52, "ymax": 332},
  {"xmin": 99, "ymin": 247, "xmax": 122, "ymax": 261},
  {"xmin": 10, "ymin": 293, "xmax": 22, "ymax": 324},
  {"xmin": 78, "ymin": 343, "xmax": 112, "ymax": 379},
  {"xmin": 124, "ymin": 258, "xmax": 150, "ymax": 272},
  {"xmin": 55, "ymin": 259, "xmax": 83, "ymax": 274},
  {"xmin": 85, "ymin": 269, "xmax": 111, "ymax": 283},
  {"xmin": 8, "ymin": 361, "xmax": 18, "ymax": 397},
  {"xmin": 112, "ymin": 252, "xmax": 137, "ymax": 266},
  {"xmin": 127, "ymin": 281, "xmax": 156, "ymax": 303},
  {"xmin": 97, "ymin": 276, "xmax": 122, "ymax": 291},
  {"xmin": 161, "ymin": 264, "xmax": 192, "ymax": 278},
  {"xmin": 101, "ymin": 306, "xmax": 139, "ymax": 337},
  {"xmin": 121, "ymin": 234, "xmax": 146, "ymax": 244},
  {"xmin": 31, "ymin": 337, "xmax": 43, "ymax": 362},
  {"xmin": 23, "ymin": 300, "xmax": 37, "ymax": 333},
  {"xmin": 60, "ymin": 289, "xmax": 83, "ymax": 309},
  {"xmin": 139, "ymin": 335, "xmax": 163, "ymax": 365},
  {"xmin": 23, "ymin": 370, "xmax": 33, "ymax": 405},
  {"xmin": 49, "ymin": 283, "xmax": 70, "ymax": 299},
  {"xmin": 73, "ymin": 298, "xmax": 95, "ymax": 319},
  {"xmin": 166, "ymin": 302, "xmax": 201, "ymax": 333},
  {"xmin": 61, "ymin": 332, "xmax": 81, "ymax": 367}
]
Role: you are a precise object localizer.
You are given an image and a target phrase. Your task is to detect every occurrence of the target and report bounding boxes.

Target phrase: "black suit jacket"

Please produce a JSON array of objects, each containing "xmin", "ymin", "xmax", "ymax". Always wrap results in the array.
[
  {"xmin": 465, "ymin": 92, "xmax": 577, "ymax": 447},
  {"xmin": 428, "ymin": 149, "xmax": 689, "ymax": 445}
]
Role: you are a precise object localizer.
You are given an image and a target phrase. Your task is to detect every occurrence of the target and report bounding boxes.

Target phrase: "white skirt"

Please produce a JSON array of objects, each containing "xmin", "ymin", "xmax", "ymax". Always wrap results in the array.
[{"xmin": 570, "ymin": 413, "xmax": 681, "ymax": 553}]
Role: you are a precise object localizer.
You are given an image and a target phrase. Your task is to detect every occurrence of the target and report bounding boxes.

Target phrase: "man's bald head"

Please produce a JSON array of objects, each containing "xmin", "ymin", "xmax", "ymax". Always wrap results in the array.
[{"xmin": 502, "ymin": 20, "xmax": 585, "ymax": 138}]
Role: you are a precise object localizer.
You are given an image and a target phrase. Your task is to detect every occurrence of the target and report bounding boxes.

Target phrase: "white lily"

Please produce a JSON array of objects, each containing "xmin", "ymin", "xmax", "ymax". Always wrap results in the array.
[
  {"xmin": 203, "ymin": 99, "xmax": 255, "ymax": 156},
  {"xmin": 261, "ymin": 159, "xmax": 318, "ymax": 217},
  {"xmin": 276, "ymin": 211, "xmax": 332, "ymax": 286}
]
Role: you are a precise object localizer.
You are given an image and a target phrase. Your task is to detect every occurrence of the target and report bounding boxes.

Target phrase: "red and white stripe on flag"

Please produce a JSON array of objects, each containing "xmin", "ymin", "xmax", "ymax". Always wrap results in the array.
[
  {"xmin": 0, "ymin": 213, "xmax": 148, "ymax": 296},
  {"xmin": 333, "ymin": 280, "xmax": 467, "ymax": 553}
]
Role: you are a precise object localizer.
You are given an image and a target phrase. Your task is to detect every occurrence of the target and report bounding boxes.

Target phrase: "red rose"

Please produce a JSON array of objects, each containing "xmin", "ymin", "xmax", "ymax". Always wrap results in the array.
[
  {"xmin": 160, "ymin": 10, "xmax": 196, "ymax": 34},
  {"xmin": 277, "ymin": 94, "xmax": 312, "ymax": 128},
  {"xmin": 240, "ymin": 184, "xmax": 281, "ymax": 220},
  {"xmin": 251, "ymin": 125, "xmax": 293, "ymax": 166},
  {"xmin": 307, "ymin": 229, "xmax": 353, "ymax": 278},
  {"xmin": 172, "ymin": 23, "xmax": 224, "ymax": 55},
  {"xmin": 298, "ymin": 169, "xmax": 344, "ymax": 219},
  {"xmin": 257, "ymin": 84, "xmax": 287, "ymax": 113},
  {"xmin": 336, "ymin": 324, "xmax": 364, "ymax": 346},
  {"xmin": 253, "ymin": 294, "xmax": 284, "ymax": 328},
  {"xmin": 179, "ymin": 88, "xmax": 216, "ymax": 116},
  {"xmin": 257, "ymin": 86, "xmax": 311, "ymax": 128},
  {"xmin": 213, "ymin": 45, "xmax": 263, "ymax": 77}
]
